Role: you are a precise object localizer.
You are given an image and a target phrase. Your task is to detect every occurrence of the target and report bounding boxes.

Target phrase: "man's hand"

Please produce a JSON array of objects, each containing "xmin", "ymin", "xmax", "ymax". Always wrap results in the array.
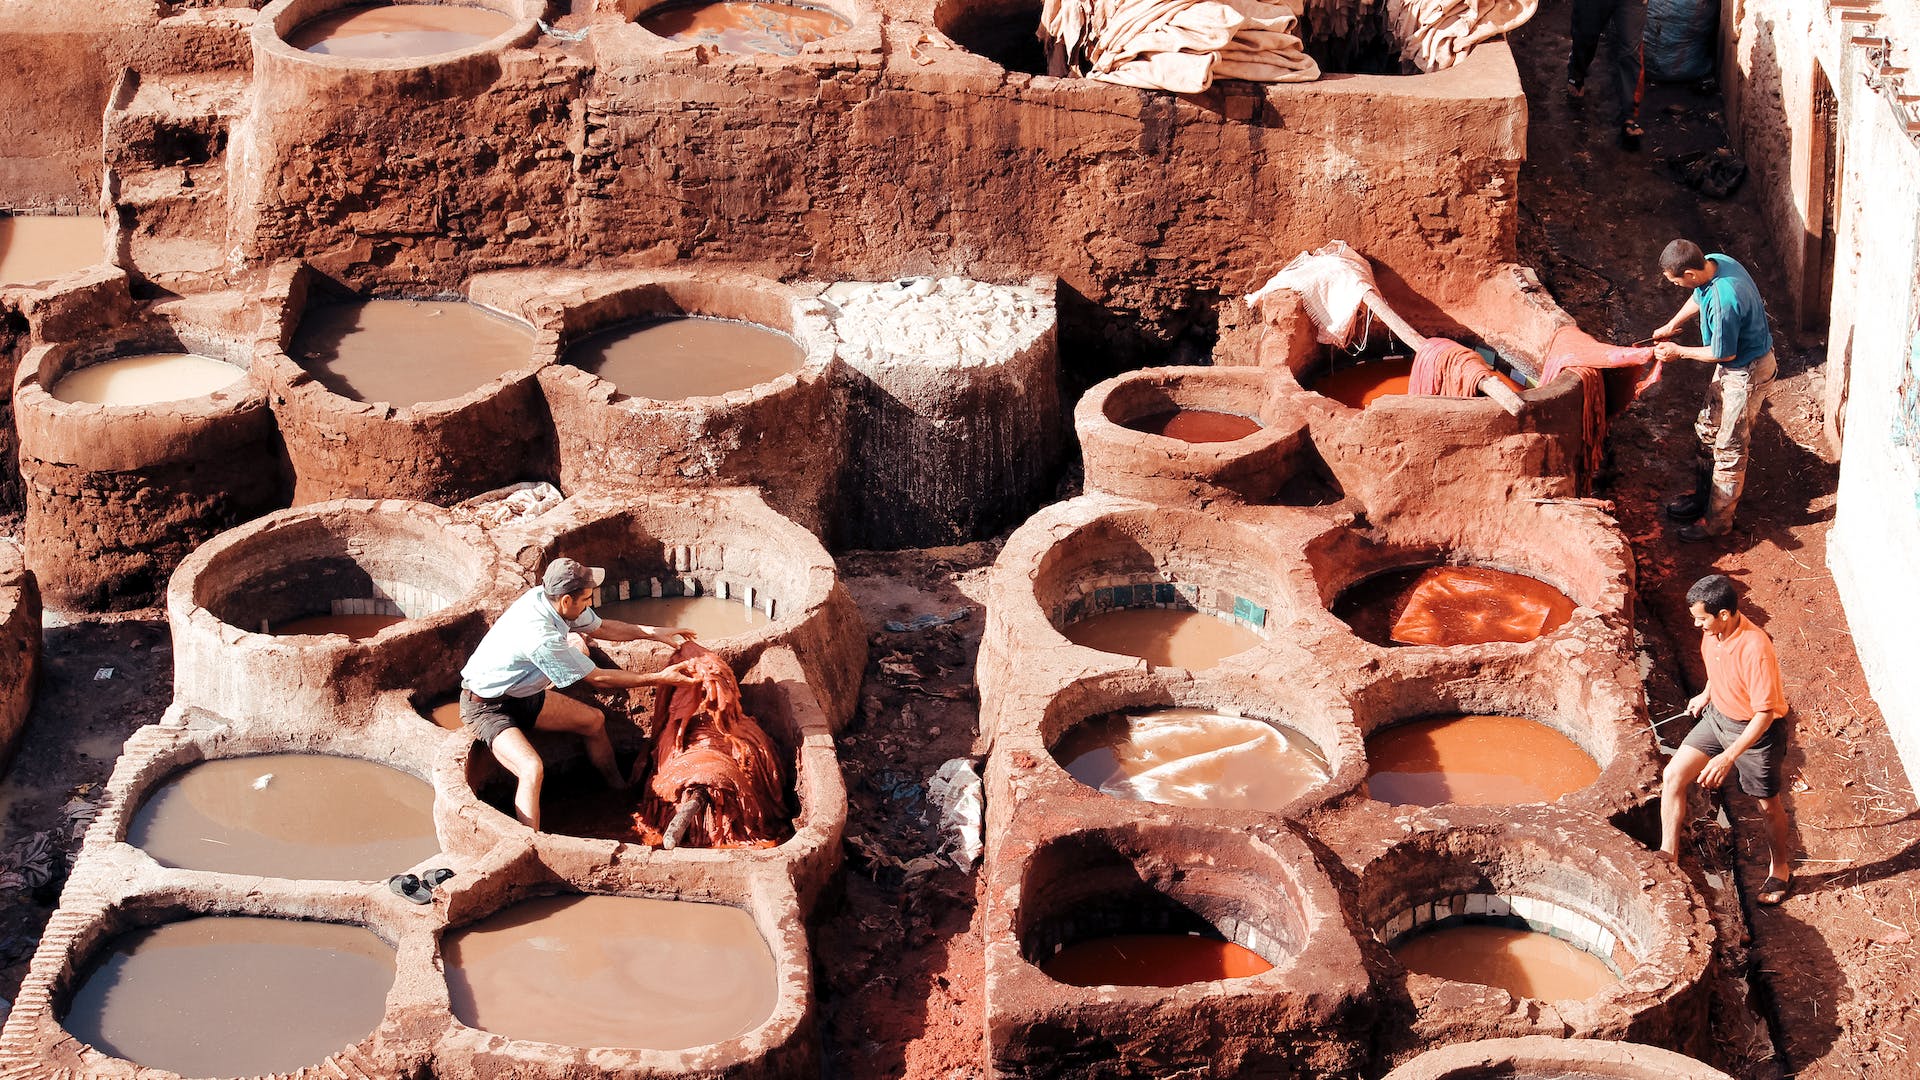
[
  {"xmin": 653, "ymin": 660, "xmax": 702, "ymax": 687},
  {"xmin": 1653, "ymin": 341, "xmax": 1683, "ymax": 361},
  {"xmin": 1651, "ymin": 322, "xmax": 1681, "ymax": 342},
  {"xmin": 1686, "ymin": 690, "xmax": 1710, "ymax": 717},
  {"xmin": 1698, "ymin": 752, "xmax": 1737, "ymax": 791},
  {"xmin": 651, "ymin": 626, "xmax": 698, "ymax": 645}
]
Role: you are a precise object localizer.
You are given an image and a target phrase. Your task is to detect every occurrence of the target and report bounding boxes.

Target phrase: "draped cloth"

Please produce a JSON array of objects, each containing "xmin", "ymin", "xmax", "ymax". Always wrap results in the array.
[
  {"xmin": 1410, "ymin": 337, "xmax": 1494, "ymax": 397},
  {"xmin": 1387, "ymin": 0, "xmax": 1537, "ymax": 72},
  {"xmin": 1041, "ymin": 0, "xmax": 1320, "ymax": 92},
  {"xmin": 1245, "ymin": 240, "xmax": 1377, "ymax": 347},
  {"xmin": 1540, "ymin": 325, "xmax": 1663, "ymax": 488},
  {"xmin": 639, "ymin": 642, "xmax": 789, "ymax": 849}
]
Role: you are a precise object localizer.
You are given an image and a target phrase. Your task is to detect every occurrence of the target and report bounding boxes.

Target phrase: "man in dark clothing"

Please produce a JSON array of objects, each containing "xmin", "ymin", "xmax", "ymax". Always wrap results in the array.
[{"xmin": 1568, "ymin": 0, "xmax": 1646, "ymax": 148}]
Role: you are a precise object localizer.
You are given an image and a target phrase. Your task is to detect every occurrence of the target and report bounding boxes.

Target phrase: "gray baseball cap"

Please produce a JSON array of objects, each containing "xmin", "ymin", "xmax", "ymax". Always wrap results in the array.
[{"xmin": 541, "ymin": 557, "xmax": 606, "ymax": 598}]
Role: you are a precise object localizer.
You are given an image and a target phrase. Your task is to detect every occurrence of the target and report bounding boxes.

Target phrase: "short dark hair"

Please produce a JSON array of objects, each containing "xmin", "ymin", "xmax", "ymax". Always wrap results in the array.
[
  {"xmin": 1660, "ymin": 239, "xmax": 1708, "ymax": 276},
  {"xmin": 1686, "ymin": 574, "xmax": 1739, "ymax": 616}
]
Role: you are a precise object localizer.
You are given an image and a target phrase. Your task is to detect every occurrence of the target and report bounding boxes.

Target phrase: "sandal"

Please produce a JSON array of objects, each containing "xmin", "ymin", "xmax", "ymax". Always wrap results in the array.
[
  {"xmin": 387, "ymin": 873, "xmax": 433, "ymax": 905},
  {"xmin": 422, "ymin": 867, "xmax": 456, "ymax": 889},
  {"xmin": 1757, "ymin": 876, "xmax": 1792, "ymax": 906},
  {"xmin": 1619, "ymin": 120, "xmax": 1644, "ymax": 151}
]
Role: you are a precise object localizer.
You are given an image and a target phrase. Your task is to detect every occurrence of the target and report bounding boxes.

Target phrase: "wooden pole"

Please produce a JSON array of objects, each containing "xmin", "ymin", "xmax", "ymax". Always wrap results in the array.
[{"xmin": 1361, "ymin": 291, "xmax": 1526, "ymax": 417}]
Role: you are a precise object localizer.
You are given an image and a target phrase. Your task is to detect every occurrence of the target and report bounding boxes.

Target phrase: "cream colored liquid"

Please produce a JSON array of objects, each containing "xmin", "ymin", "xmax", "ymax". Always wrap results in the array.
[
  {"xmin": 1063, "ymin": 609, "xmax": 1262, "ymax": 669},
  {"xmin": 565, "ymin": 316, "xmax": 805, "ymax": 401},
  {"xmin": 271, "ymin": 613, "xmax": 406, "ymax": 639},
  {"xmin": 1394, "ymin": 923, "xmax": 1619, "ymax": 1000},
  {"xmin": 0, "ymin": 215, "xmax": 104, "ymax": 287},
  {"xmin": 445, "ymin": 894, "xmax": 779, "ymax": 1050},
  {"xmin": 1365, "ymin": 714, "xmax": 1600, "ymax": 806},
  {"xmin": 595, "ymin": 596, "xmax": 772, "ymax": 639},
  {"xmin": 639, "ymin": 1, "xmax": 850, "ymax": 54},
  {"xmin": 291, "ymin": 299, "xmax": 535, "ymax": 406},
  {"xmin": 50, "ymin": 353, "xmax": 244, "ymax": 407},
  {"xmin": 127, "ymin": 754, "xmax": 439, "ymax": 879},
  {"xmin": 287, "ymin": 4, "xmax": 514, "ymax": 57},
  {"xmin": 1053, "ymin": 707, "xmax": 1329, "ymax": 811},
  {"xmin": 61, "ymin": 917, "xmax": 395, "ymax": 1078}
]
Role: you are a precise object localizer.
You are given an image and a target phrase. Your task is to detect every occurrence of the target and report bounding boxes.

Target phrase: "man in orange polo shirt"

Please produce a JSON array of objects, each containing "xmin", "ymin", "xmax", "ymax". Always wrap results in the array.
[{"xmin": 1659, "ymin": 574, "xmax": 1793, "ymax": 903}]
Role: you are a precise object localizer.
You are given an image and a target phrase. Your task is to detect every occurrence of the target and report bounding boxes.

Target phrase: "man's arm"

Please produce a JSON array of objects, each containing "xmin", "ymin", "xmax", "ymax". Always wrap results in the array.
[
  {"xmin": 1653, "ymin": 341, "xmax": 1733, "ymax": 363},
  {"xmin": 1697, "ymin": 707, "xmax": 1785, "ymax": 790},
  {"xmin": 1652, "ymin": 295, "xmax": 1701, "ymax": 341},
  {"xmin": 588, "ymin": 618, "xmax": 696, "ymax": 645},
  {"xmin": 580, "ymin": 659, "xmax": 700, "ymax": 691}
]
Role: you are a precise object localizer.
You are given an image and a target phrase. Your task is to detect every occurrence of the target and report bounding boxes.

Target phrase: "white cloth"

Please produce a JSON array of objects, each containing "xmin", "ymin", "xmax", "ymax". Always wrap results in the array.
[
  {"xmin": 1245, "ymin": 240, "xmax": 1380, "ymax": 347},
  {"xmin": 1042, "ymin": 0, "xmax": 1320, "ymax": 92},
  {"xmin": 460, "ymin": 587, "xmax": 603, "ymax": 699},
  {"xmin": 1389, "ymin": 0, "xmax": 1537, "ymax": 71}
]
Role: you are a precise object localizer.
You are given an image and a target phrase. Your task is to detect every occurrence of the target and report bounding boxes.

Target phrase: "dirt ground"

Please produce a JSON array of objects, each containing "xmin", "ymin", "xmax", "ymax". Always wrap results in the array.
[{"xmin": 1, "ymin": 4, "xmax": 1915, "ymax": 1075}]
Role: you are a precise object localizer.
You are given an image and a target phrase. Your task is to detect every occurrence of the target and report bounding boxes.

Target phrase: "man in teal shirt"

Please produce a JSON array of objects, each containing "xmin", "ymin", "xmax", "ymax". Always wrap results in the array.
[{"xmin": 1651, "ymin": 239, "xmax": 1777, "ymax": 542}]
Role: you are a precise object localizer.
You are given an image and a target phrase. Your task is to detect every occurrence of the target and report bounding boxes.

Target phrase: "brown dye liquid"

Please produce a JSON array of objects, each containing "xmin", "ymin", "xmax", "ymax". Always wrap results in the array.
[
  {"xmin": 1365, "ymin": 714, "xmax": 1600, "ymax": 806},
  {"xmin": 565, "ymin": 316, "xmax": 805, "ymax": 401},
  {"xmin": 1332, "ymin": 564, "xmax": 1576, "ymax": 647},
  {"xmin": 271, "ymin": 612, "xmax": 406, "ymax": 639},
  {"xmin": 60, "ymin": 916, "xmax": 395, "ymax": 1078},
  {"xmin": 286, "ymin": 4, "xmax": 513, "ymax": 57},
  {"xmin": 1042, "ymin": 934, "xmax": 1272, "ymax": 987},
  {"xmin": 1123, "ymin": 409, "xmax": 1263, "ymax": 443},
  {"xmin": 1394, "ymin": 924, "xmax": 1619, "ymax": 1000},
  {"xmin": 1312, "ymin": 357, "xmax": 1414, "ymax": 408},
  {"xmin": 1053, "ymin": 707, "xmax": 1329, "ymax": 811},
  {"xmin": 291, "ymin": 299, "xmax": 536, "ymax": 406},
  {"xmin": 426, "ymin": 700, "xmax": 465, "ymax": 731},
  {"xmin": 595, "ymin": 596, "xmax": 772, "ymax": 639},
  {"xmin": 639, "ymin": 0, "xmax": 850, "ymax": 54},
  {"xmin": 51, "ymin": 353, "xmax": 244, "ymax": 407},
  {"xmin": 127, "ymin": 754, "xmax": 439, "ymax": 879},
  {"xmin": 445, "ymin": 894, "xmax": 779, "ymax": 1050},
  {"xmin": 1063, "ymin": 609, "xmax": 1262, "ymax": 669},
  {"xmin": 0, "ymin": 215, "xmax": 103, "ymax": 286}
]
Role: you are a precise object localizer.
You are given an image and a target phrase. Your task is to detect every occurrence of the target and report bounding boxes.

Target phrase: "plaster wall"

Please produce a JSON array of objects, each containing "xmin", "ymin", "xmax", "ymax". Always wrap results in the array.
[
  {"xmin": 1722, "ymin": 0, "xmax": 1920, "ymax": 789},
  {"xmin": 1825, "ymin": 106, "xmax": 1920, "ymax": 786}
]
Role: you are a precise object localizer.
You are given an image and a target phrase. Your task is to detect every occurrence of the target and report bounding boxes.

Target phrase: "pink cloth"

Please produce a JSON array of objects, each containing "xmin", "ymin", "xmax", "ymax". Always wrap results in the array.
[
  {"xmin": 1410, "ymin": 337, "xmax": 1497, "ymax": 398},
  {"xmin": 1540, "ymin": 325, "xmax": 1662, "ymax": 488}
]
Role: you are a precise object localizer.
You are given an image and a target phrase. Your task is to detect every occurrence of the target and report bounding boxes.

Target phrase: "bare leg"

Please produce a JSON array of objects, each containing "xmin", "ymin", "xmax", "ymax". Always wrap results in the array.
[
  {"xmin": 1756, "ymin": 793, "xmax": 1793, "ymax": 883},
  {"xmin": 535, "ymin": 692, "xmax": 625, "ymax": 790},
  {"xmin": 488, "ymin": 728, "xmax": 546, "ymax": 832},
  {"xmin": 1660, "ymin": 746, "xmax": 1713, "ymax": 859}
]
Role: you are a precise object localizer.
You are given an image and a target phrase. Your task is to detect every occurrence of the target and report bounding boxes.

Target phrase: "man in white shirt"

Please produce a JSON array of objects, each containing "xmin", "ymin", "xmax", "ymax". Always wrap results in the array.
[{"xmin": 459, "ymin": 557, "xmax": 699, "ymax": 831}]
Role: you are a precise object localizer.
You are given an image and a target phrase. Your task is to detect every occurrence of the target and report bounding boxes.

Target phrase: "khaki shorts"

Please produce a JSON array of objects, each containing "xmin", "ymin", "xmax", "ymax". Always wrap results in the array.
[
  {"xmin": 1682, "ymin": 702, "xmax": 1787, "ymax": 798},
  {"xmin": 460, "ymin": 688, "xmax": 545, "ymax": 745}
]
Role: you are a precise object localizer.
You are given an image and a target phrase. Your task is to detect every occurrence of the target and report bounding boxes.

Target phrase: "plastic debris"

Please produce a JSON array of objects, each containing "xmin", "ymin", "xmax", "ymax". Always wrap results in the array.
[{"xmin": 927, "ymin": 758, "xmax": 985, "ymax": 869}]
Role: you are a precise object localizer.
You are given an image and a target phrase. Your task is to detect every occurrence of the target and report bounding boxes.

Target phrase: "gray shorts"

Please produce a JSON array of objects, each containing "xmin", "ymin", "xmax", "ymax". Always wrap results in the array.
[
  {"xmin": 1682, "ymin": 702, "xmax": 1787, "ymax": 798},
  {"xmin": 460, "ymin": 688, "xmax": 545, "ymax": 745}
]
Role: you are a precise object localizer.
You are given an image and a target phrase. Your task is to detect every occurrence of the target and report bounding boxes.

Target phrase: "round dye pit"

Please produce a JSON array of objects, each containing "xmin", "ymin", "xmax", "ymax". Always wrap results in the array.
[
  {"xmin": 284, "ymin": 3, "xmax": 515, "ymax": 57},
  {"xmin": 638, "ymin": 0, "xmax": 851, "ymax": 53},
  {"xmin": 563, "ymin": 315, "xmax": 805, "ymax": 401},
  {"xmin": 595, "ymin": 594, "xmax": 772, "ymax": 639},
  {"xmin": 1312, "ymin": 355, "xmax": 1414, "ymax": 408},
  {"xmin": 1393, "ymin": 922, "xmax": 1620, "ymax": 1000},
  {"xmin": 1123, "ymin": 409, "xmax": 1263, "ymax": 443},
  {"xmin": 1062, "ymin": 607, "xmax": 1264, "ymax": 669},
  {"xmin": 1382, "ymin": 1036, "xmax": 1738, "ymax": 1080},
  {"xmin": 444, "ymin": 894, "xmax": 779, "ymax": 1050},
  {"xmin": 47, "ymin": 352, "xmax": 244, "ymax": 407},
  {"xmin": 289, "ymin": 298, "xmax": 536, "ymax": 406},
  {"xmin": 1052, "ymin": 706, "xmax": 1330, "ymax": 812},
  {"xmin": 60, "ymin": 916, "xmax": 394, "ymax": 1077},
  {"xmin": 1365, "ymin": 714, "xmax": 1600, "ymax": 806},
  {"xmin": 1332, "ymin": 563, "xmax": 1577, "ymax": 647},
  {"xmin": 0, "ymin": 214, "xmax": 103, "ymax": 287},
  {"xmin": 126, "ymin": 753, "xmax": 439, "ymax": 879},
  {"xmin": 1042, "ymin": 932, "xmax": 1272, "ymax": 988},
  {"xmin": 1016, "ymin": 829, "xmax": 1306, "ymax": 990}
]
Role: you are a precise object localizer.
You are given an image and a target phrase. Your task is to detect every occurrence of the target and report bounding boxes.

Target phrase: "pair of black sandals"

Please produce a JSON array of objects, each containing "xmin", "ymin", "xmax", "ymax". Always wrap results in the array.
[{"xmin": 387, "ymin": 867, "xmax": 456, "ymax": 904}]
